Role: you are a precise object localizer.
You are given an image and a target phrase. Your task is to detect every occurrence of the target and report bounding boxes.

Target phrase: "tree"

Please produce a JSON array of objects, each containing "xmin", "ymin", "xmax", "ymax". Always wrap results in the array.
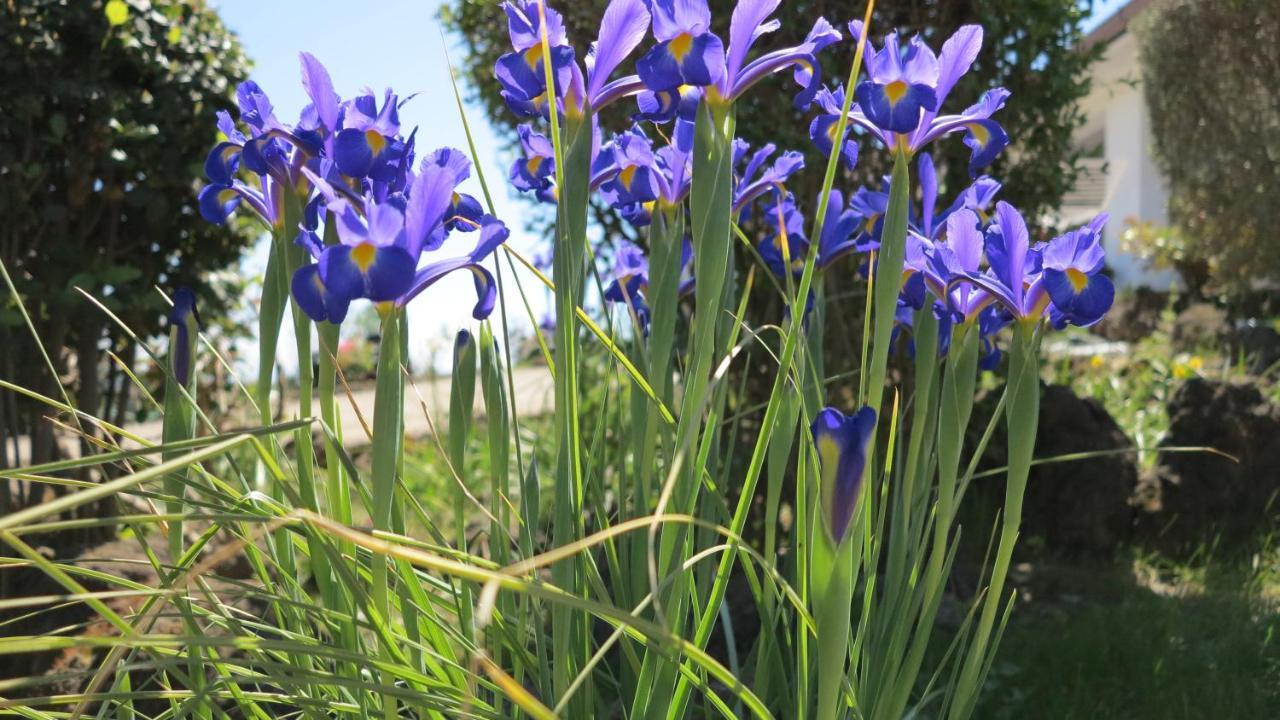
[
  {"xmin": 1136, "ymin": 0, "xmax": 1280, "ymax": 302},
  {"xmin": 0, "ymin": 0, "xmax": 254, "ymax": 477}
]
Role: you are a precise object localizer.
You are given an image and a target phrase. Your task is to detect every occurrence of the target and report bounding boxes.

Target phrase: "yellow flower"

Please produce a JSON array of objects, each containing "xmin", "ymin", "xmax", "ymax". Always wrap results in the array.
[
  {"xmin": 1089, "ymin": 355, "xmax": 1105, "ymax": 369},
  {"xmin": 1188, "ymin": 355, "xmax": 1204, "ymax": 371}
]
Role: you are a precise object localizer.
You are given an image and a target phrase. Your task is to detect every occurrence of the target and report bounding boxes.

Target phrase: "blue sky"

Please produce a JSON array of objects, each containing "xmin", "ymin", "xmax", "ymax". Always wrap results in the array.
[
  {"xmin": 215, "ymin": 0, "xmax": 550, "ymax": 373},
  {"xmin": 213, "ymin": 0, "xmax": 1126, "ymax": 373}
]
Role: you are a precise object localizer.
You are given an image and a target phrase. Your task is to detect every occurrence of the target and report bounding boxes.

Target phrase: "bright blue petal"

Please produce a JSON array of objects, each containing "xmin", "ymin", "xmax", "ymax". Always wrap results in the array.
[
  {"xmin": 854, "ymin": 80, "xmax": 937, "ymax": 134},
  {"xmin": 291, "ymin": 263, "xmax": 351, "ymax": 324},
  {"xmin": 198, "ymin": 184, "xmax": 241, "ymax": 224},
  {"xmin": 962, "ymin": 119, "xmax": 1009, "ymax": 176},
  {"xmin": 1043, "ymin": 268, "xmax": 1114, "ymax": 327},
  {"xmin": 319, "ymin": 243, "xmax": 416, "ymax": 303},
  {"xmin": 636, "ymin": 32, "xmax": 725, "ymax": 92}
]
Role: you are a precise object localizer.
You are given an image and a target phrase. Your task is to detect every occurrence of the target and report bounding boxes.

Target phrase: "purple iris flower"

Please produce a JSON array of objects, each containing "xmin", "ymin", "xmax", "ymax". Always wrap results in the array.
[
  {"xmin": 598, "ymin": 125, "xmax": 662, "ymax": 208},
  {"xmin": 1040, "ymin": 213, "xmax": 1114, "ymax": 328},
  {"xmin": 732, "ymin": 139, "xmax": 805, "ymax": 218},
  {"xmin": 198, "ymin": 77, "xmax": 302, "ymax": 226},
  {"xmin": 332, "ymin": 88, "xmax": 408, "ymax": 182},
  {"xmin": 810, "ymin": 24, "xmax": 1009, "ymax": 176},
  {"xmin": 808, "ymin": 87, "xmax": 860, "ymax": 169},
  {"xmin": 496, "ymin": 0, "xmax": 651, "ymax": 118},
  {"xmin": 676, "ymin": 236, "xmax": 696, "ymax": 297},
  {"xmin": 637, "ymin": 0, "xmax": 840, "ymax": 113},
  {"xmin": 199, "ymin": 52, "xmax": 417, "ymax": 228},
  {"xmin": 510, "ymin": 124, "xmax": 558, "ymax": 203},
  {"xmin": 290, "ymin": 152, "xmax": 510, "ymax": 324},
  {"xmin": 922, "ymin": 202, "xmax": 1113, "ymax": 328},
  {"xmin": 603, "ymin": 240, "xmax": 652, "ymax": 332},
  {"xmin": 425, "ymin": 147, "xmax": 485, "ymax": 232},
  {"xmin": 812, "ymin": 405, "xmax": 877, "ymax": 544},
  {"xmin": 758, "ymin": 193, "xmax": 809, "ymax": 279},
  {"xmin": 758, "ymin": 188, "xmax": 879, "ymax": 280},
  {"xmin": 913, "ymin": 153, "xmax": 1003, "ymax": 244},
  {"xmin": 592, "ymin": 119, "xmax": 695, "ymax": 226}
]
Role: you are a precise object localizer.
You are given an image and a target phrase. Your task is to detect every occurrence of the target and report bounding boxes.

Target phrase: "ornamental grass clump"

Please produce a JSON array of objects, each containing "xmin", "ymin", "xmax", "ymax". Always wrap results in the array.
[{"xmin": 1, "ymin": 1, "xmax": 1114, "ymax": 718}]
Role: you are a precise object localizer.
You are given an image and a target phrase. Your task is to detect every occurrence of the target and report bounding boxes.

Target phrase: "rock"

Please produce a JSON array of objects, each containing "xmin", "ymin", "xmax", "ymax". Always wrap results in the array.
[
  {"xmin": 1094, "ymin": 288, "xmax": 1169, "ymax": 343},
  {"xmin": 1170, "ymin": 302, "xmax": 1228, "ymax": 351},
  {"xmin": 1148, "ymin": 378, "xmax": 1280, "ymax": 548},
  {"xmin": 965, "ymin": 383, "xmax": 1138, "ymax": 555},
  {"xmin": 1228, "ymin": 321, "xmax": 1280, "ymax": 375}
]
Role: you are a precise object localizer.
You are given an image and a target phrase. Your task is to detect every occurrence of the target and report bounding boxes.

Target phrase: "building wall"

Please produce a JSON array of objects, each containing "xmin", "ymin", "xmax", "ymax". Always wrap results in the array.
[{"xmin": 1075, "ymin": 30, "xmax": 1180, "ymax": 290}]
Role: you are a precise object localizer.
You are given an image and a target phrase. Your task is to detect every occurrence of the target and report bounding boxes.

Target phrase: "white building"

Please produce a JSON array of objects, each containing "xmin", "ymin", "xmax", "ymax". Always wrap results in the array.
[{"xmin": 1059, "ymin": 0, "xmax": 1178, "ymax": 290}]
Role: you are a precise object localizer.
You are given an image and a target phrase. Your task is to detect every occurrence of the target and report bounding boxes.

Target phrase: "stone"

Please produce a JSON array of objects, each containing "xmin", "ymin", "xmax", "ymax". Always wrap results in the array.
[
  {"xmin": 1094, "ymin": 287, "xmax": 1169, "ymax": 343},
  {"xmin": 1170, "ymin": 302, "xmax": 1228, "ymax": 351},
  {"xmin": 965, "ymin": 383, "xmax": 1139, "ymax": 555},
  {"xmin": 1149, "ymin": 378, "xmax": 1280, "ymax": 548},
  {"xmin": 1228, "ymin": 321, "xmax": 1280, "ymax": 375}
]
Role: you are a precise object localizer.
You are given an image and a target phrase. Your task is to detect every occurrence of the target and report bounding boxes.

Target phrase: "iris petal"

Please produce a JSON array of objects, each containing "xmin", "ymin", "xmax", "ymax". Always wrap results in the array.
[
  {"xmin": 636, "ymin": 32, "xmax": 725, "ymax": 92},
  {"xmin": 198, "ymin": 184, "xmax": 241, "ymax": 224},
  {"xmin": 854, "ymin": 80, "xmax": 937, "ymax": 134},
  {"xmin": 1043, "ymin": 268, "xmax": 1114, "ymax": 327},
  {"xmin": 292, "ymin": 263, "xmax": 351, "ymax": 324},
  {"xmin": 319, "ymin": 243, "xmax": 416, "ymax": 303}
]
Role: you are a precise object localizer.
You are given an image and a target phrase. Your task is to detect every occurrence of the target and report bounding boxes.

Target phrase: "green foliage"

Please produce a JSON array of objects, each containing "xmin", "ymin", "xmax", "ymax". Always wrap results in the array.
[
  {"xmin": 0, "ymin": 0, "xmax": 254, "ymax": 463},
  {"xmin": 976, "ymin": 549, "xmax": 1280, "ymax": 720},
  {"xmin": 1136, "ymin": 0, "xmax": 1280, "ymax": 298}
]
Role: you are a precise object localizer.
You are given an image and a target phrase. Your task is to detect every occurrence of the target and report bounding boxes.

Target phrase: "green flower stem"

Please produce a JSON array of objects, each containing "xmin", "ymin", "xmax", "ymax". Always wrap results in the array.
[
  {"xmin": 948, "ymin": 321, "xmax": 1041, "ymax": 719},
  {"xmin": 876, "ymin": 320, "xmax": 979, "ymax": 720},
  {"xmin": 866, "ymin": 302, "xmax": 939, "ymax": 710},
  {"xmin": 448, "ymin": 325, "xmax": 478, "ymax": 640},
  {"xmin": 549, "ymin": 109, "xmax": 593, "ymax": 711},
  {"xmin": 813, "ymin": 509, "xmax": 862, "ymax": 720},
  {"xmin": 161, "ymin": 323, "xmax": 197, "ymax": 563},
  {"xmin": 316, "ymin": 318, "xmax": 358, "ymax": 654},
  {"xmin": 160, "ymin": 308, "xmax": 206, "ymax": 715},
  {"xmin": 636, "ymin": 99, "xmax": 734, "ymax": 720},
  {"xmin": 366, "ymin": 305, "xmax": 406, "ymax": 719},
  {"xmin": 369, "ymin": 305, "xmax": 404, "ymax": 638},
  {"xmin": 861, "ymin": 149, "xmax": 910, "ymax": 415},
  {"xmin": 630, "ymin": 205, "xmax": 683, "ymax": 605}
]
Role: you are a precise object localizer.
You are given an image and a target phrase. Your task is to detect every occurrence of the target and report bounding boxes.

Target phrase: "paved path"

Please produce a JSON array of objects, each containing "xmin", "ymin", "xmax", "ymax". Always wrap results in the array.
[{"xmin": 14, "ymin": 365, "xmax": 556, "ymax": 464}]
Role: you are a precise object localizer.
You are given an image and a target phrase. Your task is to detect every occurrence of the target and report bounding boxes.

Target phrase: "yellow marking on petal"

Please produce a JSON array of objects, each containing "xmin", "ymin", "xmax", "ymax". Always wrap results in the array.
[
  {"xmin": 818, "ymin": 436, "xmax": 842, "ymax": 483},
  {"xmin": 218, "ymin": 188, "xmax": 238, "ymax": 202},
  {"xmin": 526, "ymin": 154, "xmax": 544, "ymax": 175},
  {"xmin": 619, "ymin": 165, "xmax": 638, "ymax": 191},
  {"xmin": 524, "ymin": 42, "xmax": 545, "ymax": 69},
  {"xmin": 312, "ymin": 273, "xmax": 327, "ymax": 293},
  {"xmin": 884, "ymin": 80, "xmax": 908, "ymax": 106},
  {"xmin": 966, "ymin": 122, "xmax": 989, "ymax": 147},
  {"xmin": 351, "ymin": 242, "xmax": 377, "ymax": 273},
  {"xmin": 669, "ymin": 33, "xmax": 694, "ymax": 62},
  {"xmin": 452, "ymin": 191, "xmax": 462, "ymax": 206},
  {"xmin": 365, "ymin": 129, "xmax": 387, "ymax": 156},
  {"xmin": 827, "ymin": 120, "xmax": 842, "ymax": 142},
  {"xmin": 1066, "ymin": 267, "xmax": 1089, "ymax": 293}
]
